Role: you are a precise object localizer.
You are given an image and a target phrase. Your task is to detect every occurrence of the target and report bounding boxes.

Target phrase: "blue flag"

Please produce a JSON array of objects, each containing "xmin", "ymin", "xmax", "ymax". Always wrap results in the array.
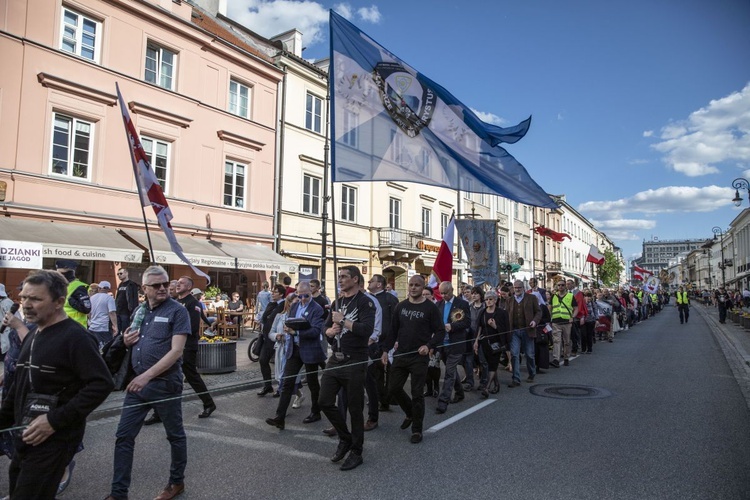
[
  {"xmin": 330, "ymin": 10, "xmax": 556, "ymax": 208},
  {"xmin": 455, "ymin": 219, "xmax": 500, "ymax": 287}
]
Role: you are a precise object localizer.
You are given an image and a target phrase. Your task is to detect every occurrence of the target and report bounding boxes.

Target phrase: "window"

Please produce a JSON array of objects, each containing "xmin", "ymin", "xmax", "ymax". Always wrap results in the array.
[
  {"xmin": 141, "ymin": 136, "xmax": 170, "ymax": 193},
  {"xmin": 305, "ymin": 92, "xmax": 323, "ymax": 133},
  {"xmin": 145, "ymin": 42, "xmax": 176, "ymax": 90},
  {"xmin": 499, "ymin": 235, "xmax": 506, "ymax": 254},
  {"xmin": 51, "ymin": 113, "xmax": 93, "ymax": 180},
  {"xmin": 389, "ymin": 197, "xmax": 401, "ymax": 229},
  {"xmin": 421, "ymin": 207, "xmax": 431, "ymax": 237},
  {"xmin": 522, "ymin": 205, "xmax": 528, "ymax": 223},
  {"xmin": 223, "ymin": 160, "xmax": 246, "ymax": 209},
  {"xmin": 513, "ymin": 202, "xmax": 519, "ymax": 220},
  {"xmin": 441, "ymin": 213, "xmax": 450, "ymax": 236},
  {"xmin": 60, "ymin": 8, "xmax": 100, "ymax": 62},
  {"xmin": 523, "ymin": 240, "xmax": 528, "ymax": 260},
  {"xmin": 228, "ymin": 79, "xmax": 250, "ymax": 118},
  {"xmin": 342, "ymin": 110, "xmax": 358, "ymax": 147},
  {"xmin": 303, "ymin": 174, "xmax": 321, "ymax": 215},
  {"xmin": 341, "ymin": 185, "xmax": 356, "ymax": 222}
]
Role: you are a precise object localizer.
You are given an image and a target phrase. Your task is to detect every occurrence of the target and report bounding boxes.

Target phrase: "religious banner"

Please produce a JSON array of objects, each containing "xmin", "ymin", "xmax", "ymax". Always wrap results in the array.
[{"xmin": 455, "ymin": 219, "xmax": 499, "ymax": 287}]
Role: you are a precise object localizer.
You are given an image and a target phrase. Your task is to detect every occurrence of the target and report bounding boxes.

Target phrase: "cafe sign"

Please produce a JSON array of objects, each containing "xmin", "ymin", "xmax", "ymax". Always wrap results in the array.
[{"xmin": 0, "ymin": 240, "xmax": 43, "ymax": 269}]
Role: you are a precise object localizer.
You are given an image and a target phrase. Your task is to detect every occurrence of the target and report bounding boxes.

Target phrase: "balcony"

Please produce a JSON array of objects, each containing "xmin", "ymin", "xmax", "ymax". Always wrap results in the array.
[
  {"xmin": 547, "ymin": 261, "xmax": 562, "ymax": 272},
  {"xmin": 377, "ymin": 228, "xmax": 424, "ymax": 262}
]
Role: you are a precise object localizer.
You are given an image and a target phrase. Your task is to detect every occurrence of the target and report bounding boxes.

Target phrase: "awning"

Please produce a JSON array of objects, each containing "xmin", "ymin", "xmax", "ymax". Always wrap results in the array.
[
  {"xmin": 282, "ymin": 252, "xmax": 368, "ymax": 264},
  {"xmin": 120, "ymin": 229, "xmax": 298, "ymax": 273},
  {"xmin": 0, "ymin": 218, "xmax": 143, "ymax": 262}
]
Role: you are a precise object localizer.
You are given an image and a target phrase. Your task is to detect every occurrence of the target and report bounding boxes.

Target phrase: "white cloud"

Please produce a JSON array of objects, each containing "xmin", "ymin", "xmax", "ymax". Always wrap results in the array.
[
  {"xmin": 591, "ymin": 219, "xmax": 657, "ymax": 230},
  {"xmin": 357, "ymin": 5, "xmax": 382, "ymax": 23},
  {"xmin": 643, "ymin": 130, "xmax": 653, "ymax": 137},
  {"xmin": 557, "ymin": 112, "xmax": 564, "ymax": 121},
  {"xmin": 628, "ymin": 159, "xmax": 649, "ymax": 165},
  {"xmin": 226, "ymin": 1, "xmax": 381, "ymax": 47},
  {"xmin": 469, "ymin": 108, "xmax": 507, "ymax": 126},
  {"xmin": 650, "ymin": 83, "xmax": 750, "ymax": 176},
  {"xmin": 577, "ymin": 185, "xmax": 735, "ymax": 217}
]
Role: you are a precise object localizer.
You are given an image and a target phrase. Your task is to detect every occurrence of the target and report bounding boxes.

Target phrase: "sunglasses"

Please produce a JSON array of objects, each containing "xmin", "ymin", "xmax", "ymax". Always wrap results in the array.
[
  {"xmin": 145, "ymin": 282, "xmax": 170, "ymax": 289},
  {"xmin": 297, "ymin": 293, "xmax": 311, "ymax": 299}
]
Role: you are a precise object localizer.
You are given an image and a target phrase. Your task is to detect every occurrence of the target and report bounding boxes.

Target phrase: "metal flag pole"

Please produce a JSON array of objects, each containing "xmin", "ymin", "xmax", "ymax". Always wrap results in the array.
[
  {"xmin": 321, "ymin": 88, "xmax": 331, "ymax": 295},
  {"xmin": 116, "ymin": 82, "xmax": 155, "ymax": 264}
]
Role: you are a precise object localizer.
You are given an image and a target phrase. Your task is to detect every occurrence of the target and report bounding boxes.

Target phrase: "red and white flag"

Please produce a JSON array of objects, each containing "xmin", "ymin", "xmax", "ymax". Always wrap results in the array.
[
  {"xmin": 633, "ymin": 264, "xmax": 653, "ymax": 276},
  {"xmin": 428, "ymin": 216, "xmax": 455, "ymax": 296},
  {"xmin": 116, "ymin": 83, "xmax": 210, "ymax": 282},
  {"xmin": 586, "ymin": 245, "xmax": 605, "ymax": 265}
]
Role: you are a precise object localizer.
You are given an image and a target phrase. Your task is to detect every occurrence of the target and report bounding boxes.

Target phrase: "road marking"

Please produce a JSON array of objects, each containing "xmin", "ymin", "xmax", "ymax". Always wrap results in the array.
[{"xmin": 425, "ymin": 399, "xmax": 496, "ymax": 433}]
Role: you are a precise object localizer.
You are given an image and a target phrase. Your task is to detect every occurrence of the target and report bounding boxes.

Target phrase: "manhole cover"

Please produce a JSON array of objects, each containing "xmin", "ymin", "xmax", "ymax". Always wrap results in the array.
[{"xmin": 529, "ymin": 384, "xmax": 612, "ymax": 400}]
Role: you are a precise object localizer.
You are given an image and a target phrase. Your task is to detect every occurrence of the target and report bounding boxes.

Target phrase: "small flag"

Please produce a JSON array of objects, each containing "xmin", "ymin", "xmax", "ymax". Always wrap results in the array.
[
  {"xmin": 116, "ymin": 83, "xmax": 210, "ymax": 283},
  {"xmin": 586, "ymin": 245, "xmax": 605, "ymax": 265},
  {"xmin": 533, "ymin": 225, "xmax": 571, "ymax": 242}
]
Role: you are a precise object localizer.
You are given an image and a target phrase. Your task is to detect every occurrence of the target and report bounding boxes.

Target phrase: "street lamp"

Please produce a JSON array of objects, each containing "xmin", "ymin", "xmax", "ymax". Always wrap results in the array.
[
  {"xmin": 712, "ymin": 226, "xmax": 726, "ymax": 287},
  {"xmin": 703, "ymin": 248, "xmax": 712, "ymax": 290},
  {"xmin": 731, "ymin": 177, "xmax": 749, "ymax": 207}
]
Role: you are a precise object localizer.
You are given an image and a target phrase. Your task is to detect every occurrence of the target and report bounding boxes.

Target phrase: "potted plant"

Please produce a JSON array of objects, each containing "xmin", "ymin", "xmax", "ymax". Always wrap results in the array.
[{"xmin": 204, "ymin": 285, "xmax": 222, "ymax": 300}]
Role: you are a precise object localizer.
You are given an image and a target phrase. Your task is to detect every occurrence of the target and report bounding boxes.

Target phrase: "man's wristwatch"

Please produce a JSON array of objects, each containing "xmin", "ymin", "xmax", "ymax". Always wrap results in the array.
[{"xmin": 339, "ymin": 319, "xmax": 346, "ymax": 327}]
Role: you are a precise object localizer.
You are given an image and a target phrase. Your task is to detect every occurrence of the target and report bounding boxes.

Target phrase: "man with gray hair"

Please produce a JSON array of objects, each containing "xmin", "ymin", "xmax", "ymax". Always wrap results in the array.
[
  {"xmin": 505, "ymin": 280, "xmax": 542, "ymax": 386},
  {"xmin": 107, "ymin": 265, "xmax": 191, "ymax": 500},
  {"xmin": 435, "ymin": 281, "xmax": 471, "ymax": 414}
]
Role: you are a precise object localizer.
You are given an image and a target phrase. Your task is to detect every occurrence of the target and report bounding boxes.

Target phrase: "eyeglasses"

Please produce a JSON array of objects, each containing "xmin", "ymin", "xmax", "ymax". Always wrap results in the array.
[
  {"xmin": 145, "ymin": 282, "xmax": 170, "ymax": 289},
  {"xmin": 297, "ymin": 293, "xmax": 310, "ymax": 299},
  {"xmin": 513, "ymin": 286, "xmax": 523, "ymax": 289}
]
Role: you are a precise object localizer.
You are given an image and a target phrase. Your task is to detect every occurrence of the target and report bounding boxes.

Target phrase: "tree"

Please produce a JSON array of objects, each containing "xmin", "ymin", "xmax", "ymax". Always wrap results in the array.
[{"xmin": 599, "ymin": 249, "xmax": 624, "ymax": 287}]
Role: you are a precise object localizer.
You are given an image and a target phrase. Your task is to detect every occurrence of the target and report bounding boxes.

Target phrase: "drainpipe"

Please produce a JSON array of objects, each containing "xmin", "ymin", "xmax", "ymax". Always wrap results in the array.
[{"xmin": 273, "ymin": 64, "xmax": 288, "ymax": 256}]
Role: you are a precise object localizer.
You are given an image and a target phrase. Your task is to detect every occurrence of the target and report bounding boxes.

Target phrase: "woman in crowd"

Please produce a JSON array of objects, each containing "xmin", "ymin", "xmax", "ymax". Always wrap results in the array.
[
  {"xmin": 473, "ymin": 290, "xmax": 509, "ymax": 398},
  {"xmin": 581, "ymin": 291, "xmax": 598, "ymax": 354},
  {"xmin": 468, "ymin": 286, "xmax": 488, "ymax": 391},
  {"xmin": 269, "ymin": 294, "xmax": 302, "ymax": 399}
]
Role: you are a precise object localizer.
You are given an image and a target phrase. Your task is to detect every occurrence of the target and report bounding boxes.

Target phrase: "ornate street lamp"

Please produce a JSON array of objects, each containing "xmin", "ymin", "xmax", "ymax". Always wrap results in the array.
[
  {"xmin": 731, "ymin": 177, "xmax": 749, "ymax": 207},
  {"xmin": 712, "ymin": 226, "xmax": 726, "ymax": 287}
]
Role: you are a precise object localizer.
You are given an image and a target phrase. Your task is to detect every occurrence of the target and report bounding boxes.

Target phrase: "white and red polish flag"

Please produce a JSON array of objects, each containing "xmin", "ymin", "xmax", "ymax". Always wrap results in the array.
[
  {"xmin": 428, "ymin": 216, "xmax": 455, "ymax": 299},
  {"xmin": 633, "ymin": 264, "xmax": 653, "ymax": 277},
  {"xmin": 116, "ymin": 83, "xmax": 210, "ymax": 282},
  {"xmin": 586, "ymin": 245, "xmax": 605, "ymax": 266}
]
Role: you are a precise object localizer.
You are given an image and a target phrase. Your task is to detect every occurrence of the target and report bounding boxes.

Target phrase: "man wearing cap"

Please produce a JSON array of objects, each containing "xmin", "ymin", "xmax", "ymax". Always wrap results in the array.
[
  {"xmin": 89, "ymin": 281, "xmax": 118, "ymax": 349},
  {"xmin": 55, "ymin": 260, "xmax": 91, "ymax": 328},
  {"xmin": 115, "ymin": 268, "xmax": 140, "ymax": 334}
]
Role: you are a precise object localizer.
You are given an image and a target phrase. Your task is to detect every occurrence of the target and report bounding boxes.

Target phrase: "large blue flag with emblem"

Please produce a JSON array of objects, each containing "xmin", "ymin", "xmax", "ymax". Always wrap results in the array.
[{"xmin": 330, "ymin": 10, "xmax": 556, "ymax": 208}]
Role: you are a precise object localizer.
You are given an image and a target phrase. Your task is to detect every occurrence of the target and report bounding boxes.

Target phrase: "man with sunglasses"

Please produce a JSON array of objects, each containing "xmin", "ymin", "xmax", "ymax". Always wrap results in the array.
[
  {"xmin": 107, "ymin": 265, "xmax": 191, "ymax": 500},
  {"xmin": 115, "ymin": 268, "xmax": 140, "ymax": 334},
  {"xmin": 265, "ymin": 281, "xmax": 326, "ymax": 429}
]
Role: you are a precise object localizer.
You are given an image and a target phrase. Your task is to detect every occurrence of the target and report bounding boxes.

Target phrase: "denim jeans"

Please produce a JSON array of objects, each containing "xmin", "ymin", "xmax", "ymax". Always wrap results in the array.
[
  {"xmin": 510, "ymin": 329, "xmax": 536, "ymax": 383},
  {"xmin": 111, "ymin": 377, "xmax": 186, "ymax": 499}
]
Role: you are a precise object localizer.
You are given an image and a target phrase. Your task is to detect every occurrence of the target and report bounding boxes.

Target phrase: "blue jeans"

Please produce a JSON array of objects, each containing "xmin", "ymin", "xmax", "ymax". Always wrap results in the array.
[
  {"xmin": 117, "ymin": 313, "xmax": 131, "ymax": 334},
  {"xmin": 111, "ymin": 377, "xmax": 186, "ymax": 499},
  {"xmin": 510, "ymin": 329, "xmax": 536, "ymax": 383}
]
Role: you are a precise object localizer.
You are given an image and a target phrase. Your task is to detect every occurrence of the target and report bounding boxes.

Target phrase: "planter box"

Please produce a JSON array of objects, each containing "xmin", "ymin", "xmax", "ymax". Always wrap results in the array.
[{"xmin": 197, "ymin": 341, "xmax": 237, "ymax": 374}]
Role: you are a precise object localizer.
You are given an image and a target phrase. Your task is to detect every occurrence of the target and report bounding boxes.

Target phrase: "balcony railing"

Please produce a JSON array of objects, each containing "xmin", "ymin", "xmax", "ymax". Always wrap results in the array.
[{"xmin": 377, "ymin": 228, "xmax": 422, "ymax": 250}]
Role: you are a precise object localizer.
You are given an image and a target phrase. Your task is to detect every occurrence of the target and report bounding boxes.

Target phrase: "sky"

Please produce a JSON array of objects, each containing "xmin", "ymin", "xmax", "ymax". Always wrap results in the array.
[{"xmin": 226, "ymin": 0, "xmax": 750, "ymax": 263}]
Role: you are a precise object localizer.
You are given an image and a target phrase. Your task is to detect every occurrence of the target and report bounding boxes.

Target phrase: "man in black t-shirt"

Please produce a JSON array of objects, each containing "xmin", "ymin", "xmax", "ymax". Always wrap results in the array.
[
  {"xmin": 115, "ymin": 268, "xmax": 140, "ymax": 333},
  {"xmin": 381, "ymin": 275, "xmax": 444, "ymax": 444}
]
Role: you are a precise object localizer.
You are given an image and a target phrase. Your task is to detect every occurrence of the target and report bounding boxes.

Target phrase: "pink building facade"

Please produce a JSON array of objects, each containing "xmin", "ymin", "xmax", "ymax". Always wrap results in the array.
[{"xmin": 0, "ymin": 0, "xmax": 296, "ymax": 298}]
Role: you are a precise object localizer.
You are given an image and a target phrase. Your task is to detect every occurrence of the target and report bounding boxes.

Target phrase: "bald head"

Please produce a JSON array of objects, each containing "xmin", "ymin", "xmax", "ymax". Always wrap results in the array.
[{"xmin": 438, "ymin": 281, "xmax": 453, "ymax": 300}]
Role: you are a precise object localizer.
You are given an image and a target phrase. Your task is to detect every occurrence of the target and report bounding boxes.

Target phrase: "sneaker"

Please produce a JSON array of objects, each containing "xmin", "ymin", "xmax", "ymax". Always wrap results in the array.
[{"xmin": 292, "ymin": 392, "xmax": 305, "ymax": 409}]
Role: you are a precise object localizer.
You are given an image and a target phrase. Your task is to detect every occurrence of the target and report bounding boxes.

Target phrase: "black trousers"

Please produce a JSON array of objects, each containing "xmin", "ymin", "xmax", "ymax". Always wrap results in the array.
[
  {"xmin": 581, "ymin": 321, "xmax": 595, "ymax": 353},
  {"xmin": 10, "ymin": 436, "xmax": 78, "ymax": 498},
  {"xmin": 570, "ymin": 322, "xmax": 580, "ymax": 353},
  {"xmin": 275, "ymin": 344, "xmax": 321, "ymax": 419},
  {"xmin": 183, "ymin": 347, "xmax": 214, "ymax": 409},
  {"xmin": 364, "ymin": 361, "xmax": 380, "ymax": 421},
  {"xmin": 718, "ymin": 304, "xmax": 727, "ymax": 323},
  {"xmin": 678, "ymin": 304, "xmax": 690, "ymax": 323},
  {"xmin": 386, "ymin": 353, "xmax": 428, "ymax": 433},
  {"xmin": 318, "ymin": 358, "xmax": 366, "ymax": 455},
  {"xmin": 259, "ymin": 336, "xmax": 275, "ymax": 390}
]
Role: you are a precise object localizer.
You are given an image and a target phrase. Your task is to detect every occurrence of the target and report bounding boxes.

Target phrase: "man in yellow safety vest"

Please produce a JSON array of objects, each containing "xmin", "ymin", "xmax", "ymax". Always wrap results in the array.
[{"xmin": 675, "ymin": 286, "xmax": 690, "ymax": 324}]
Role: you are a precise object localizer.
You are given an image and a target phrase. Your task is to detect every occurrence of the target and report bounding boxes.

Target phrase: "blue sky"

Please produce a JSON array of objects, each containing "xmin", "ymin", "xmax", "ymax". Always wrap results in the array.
[{"xmin": 227, "ymin": 0, "xmax": 750, "ymax": 262}]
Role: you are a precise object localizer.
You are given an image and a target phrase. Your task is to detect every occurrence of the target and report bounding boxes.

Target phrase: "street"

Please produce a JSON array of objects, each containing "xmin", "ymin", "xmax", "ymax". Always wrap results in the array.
[{"xmin": 2, "ymin": 303, "xmax": 750, "ymax": 499}]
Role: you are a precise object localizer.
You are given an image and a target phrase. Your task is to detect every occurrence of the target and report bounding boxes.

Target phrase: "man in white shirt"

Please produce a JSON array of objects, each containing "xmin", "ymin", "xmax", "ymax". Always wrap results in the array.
[{"xmin": 89, "ymin": 281, "xmax": 118, "ymax": 349}]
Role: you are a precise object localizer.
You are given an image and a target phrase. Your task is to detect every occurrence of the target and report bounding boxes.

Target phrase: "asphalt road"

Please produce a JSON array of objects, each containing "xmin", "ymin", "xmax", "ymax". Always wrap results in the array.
[{"xmin": 2, "ymin": 304, "xmax": 750, "ymax": 499}]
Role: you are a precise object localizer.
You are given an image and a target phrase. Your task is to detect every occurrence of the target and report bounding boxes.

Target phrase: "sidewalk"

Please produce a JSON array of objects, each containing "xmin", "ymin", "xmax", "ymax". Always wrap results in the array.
[
  {"xmin": 90, "ymin": 335, "xmax": 264, "ymax": 420},
  {"xmin": 693, "ymin": 303, "xmax": 750, "ymax": 412}
]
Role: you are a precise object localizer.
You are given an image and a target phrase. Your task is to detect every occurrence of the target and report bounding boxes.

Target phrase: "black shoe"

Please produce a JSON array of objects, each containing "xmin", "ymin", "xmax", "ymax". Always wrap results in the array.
[
  {"xmin": 339, "ymin": 451, "xmax": 363, "ymax": 471},
  {"xmin": 273, "ymin": 391, "xmax": 281, "ymax": 398},
  {"xmin": 257, "ymin": 387, "xmax": 273, "ymax": 396},
  {"xmin": 450, "ymin": 394, "xmax": 464, "ymax": 404},
  {"xmin": 265, "ymin": 417, "xmax": 285, "ymax": 430},
  {"xmin": 303, "ymin": 412, "xmax": 321, "ymax": 424},
  {"xmin": 463, "ymin": 384, "xmax": 473, "ymax": 392},
  {"xmin": 400, "ymin": 417, "xmax": 413, "ymax": 430},
  {"xmin": 410, "ymin": 432, "xmax": 423, "ymax": 444},
  {"xmin": 143, "ymin": 413, "xmax": 162, "ymax": 426},
  {"xmin": 564, "ymin": 359, "xmax": 570, "ymax": 366},
  {"xmin": 480, "ymin": 388, "xmax": 489, "ymax": 399},
  {"xmin": 422, "ymin": 391, "xmax": 432, "ymax": 397},
  {"xmin": 507, "ymin": 381, "xmax": 520, "ymax": 388},
  {"xmin": 550, "ymin": 360, "xmax": 560, "ymax": 368},
  {"xmin": 526, "ymin": 376, "xmax": 535, "ymax": 383},
  {"xmin": 435, "ymin": 406, "xmax": 446, "ymax": 414},
  {"xmin": 331, "ymin": 441, "xmax": 351, "ymax": 463},
  {"xmin": 198, "ymin": 404, "xmax": 216, "ymax": 419},
  {"xmin": 537, "ymin": 369, "xmax": 546, "ymax": 374},
  {"xmin": 323, "ymin": 426, "xmax": 337, "ymax": 437}
]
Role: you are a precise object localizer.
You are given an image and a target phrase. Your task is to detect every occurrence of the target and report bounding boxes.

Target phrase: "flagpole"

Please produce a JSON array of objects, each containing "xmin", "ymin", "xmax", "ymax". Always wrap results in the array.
[
  {"xmin": 321, "ymin": 86, "xmax": 331, "ymax": 295},
  {"xmin": 117, "ymin": 83, "xmax": 155, "ymax": 264}
]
